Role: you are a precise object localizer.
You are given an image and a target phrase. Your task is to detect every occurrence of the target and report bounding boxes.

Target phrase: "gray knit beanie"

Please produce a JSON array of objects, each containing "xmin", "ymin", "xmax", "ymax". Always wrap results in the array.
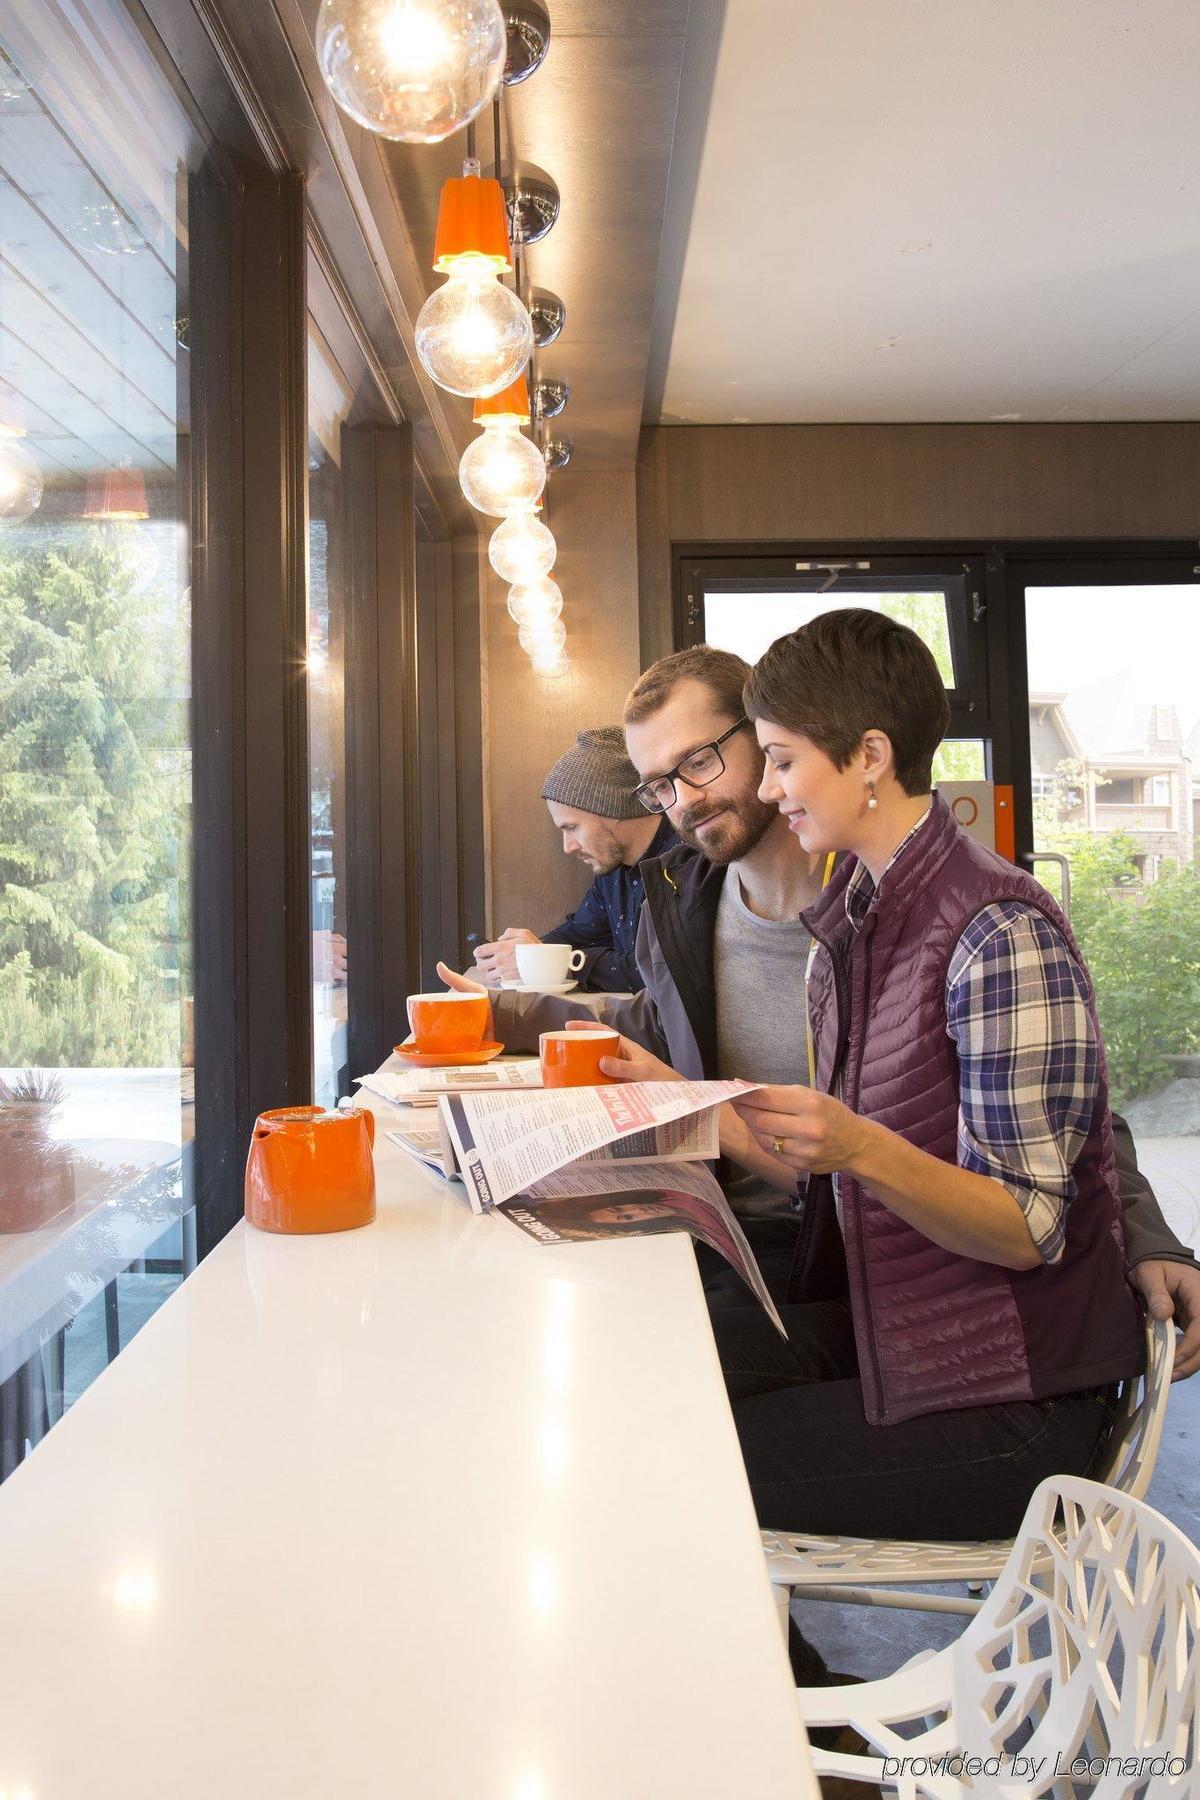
[{"xmin": 540, "ymin": 726, "xmax": 645, "ymax": 820}]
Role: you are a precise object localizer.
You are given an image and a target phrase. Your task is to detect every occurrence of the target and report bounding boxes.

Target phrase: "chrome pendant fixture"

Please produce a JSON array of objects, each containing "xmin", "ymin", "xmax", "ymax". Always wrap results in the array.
[
  {"xmin": 542, "ymin": 435, "xmax": 572, "ymax": 472},
  {"xmin": 528, "ymin": 287, "xmax": 566, "ymax": 347},
  {"xmin": 502, "ymin": 0, "xmax": 550, "ymax": 84},
  {"xmin": 503, "ymin": 164, "xmax": 560, "ymax": 245},
  {"xmin": 533, "ymin": 376, "xmax": 568, "ymax": 421}
]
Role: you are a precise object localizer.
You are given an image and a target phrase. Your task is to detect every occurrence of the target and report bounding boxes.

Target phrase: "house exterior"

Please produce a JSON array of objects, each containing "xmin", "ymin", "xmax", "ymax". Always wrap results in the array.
[{"xmin": 1030, "ymin": 675, "xmax": 1196, "ymax": 876}]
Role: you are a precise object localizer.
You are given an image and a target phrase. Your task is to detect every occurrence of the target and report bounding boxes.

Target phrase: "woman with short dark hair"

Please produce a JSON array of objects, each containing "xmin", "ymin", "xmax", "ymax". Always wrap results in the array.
[{"xmin": 712, "ymin": 606, "xmax": 1141, "ymax": 1565}]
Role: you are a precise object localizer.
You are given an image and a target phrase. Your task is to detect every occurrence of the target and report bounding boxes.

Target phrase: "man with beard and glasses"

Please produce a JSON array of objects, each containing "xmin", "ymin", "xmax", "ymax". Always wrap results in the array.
[{"xmin": 437, "ymin": 646, "xmax": 1200, "ymax": 1365}]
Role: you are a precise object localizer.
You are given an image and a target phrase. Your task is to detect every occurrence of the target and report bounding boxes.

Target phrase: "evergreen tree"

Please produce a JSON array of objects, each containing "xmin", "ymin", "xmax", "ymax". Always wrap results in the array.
[{"xmin": 0, "ymin": 524, "xmax": 186, "ymax": 1065}]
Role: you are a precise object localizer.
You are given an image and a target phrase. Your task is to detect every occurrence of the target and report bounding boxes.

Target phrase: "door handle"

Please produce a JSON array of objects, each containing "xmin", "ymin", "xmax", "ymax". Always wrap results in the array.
[{"xmin": 1023, "ymin": 851, "xmax": 1071, "ymax": 922}]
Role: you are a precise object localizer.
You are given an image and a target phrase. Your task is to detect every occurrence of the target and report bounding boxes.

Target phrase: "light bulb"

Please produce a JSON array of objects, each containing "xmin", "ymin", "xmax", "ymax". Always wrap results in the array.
[
  {"xmin": 531, "ymin": 649, "xmax": 570, "ymax": 679},
  {"xmin": 316, "ymin": 0, "xmax": 505, "ymax": 143},
  {"xmin": 489, "ymin": 509, "xmax": 556, "ymax": 585},
  {"xmin": 507, "ymin": 575, "xmax": 562, "ymax": 626},
  {"xmin": 459, "ymin": 418, "xmax": 545, "ymax": 515},
  {"xmin": 416, "ymin": 260, "xmax": 533, "ymax": 397},
  {"xmin": 0, "ymin": 440, "xmax": 43, "ymax": 523},
  {"xmin": 519, "ymin": 616, "xmax": 566, "ymax": 656}
]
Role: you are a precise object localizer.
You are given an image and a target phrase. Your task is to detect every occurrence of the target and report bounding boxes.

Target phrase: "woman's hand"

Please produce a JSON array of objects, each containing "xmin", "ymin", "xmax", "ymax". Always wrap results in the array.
[
  {"xmin": 562, "ymin": 1021, "xmax": 684, "ymax": 1084},
  {"xmin": 733, "ymin": 1085, "xmax": 872, "ymax": 1175},
  {"xmin": 435, "ymin": 962, "xmax": 496, "ymax": 1042}
]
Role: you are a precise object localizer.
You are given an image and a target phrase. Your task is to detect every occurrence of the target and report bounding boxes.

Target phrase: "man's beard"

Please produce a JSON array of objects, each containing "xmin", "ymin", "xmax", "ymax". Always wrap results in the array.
[{"xmin": 673, "ymin": 789, "xmax": 776, "ymax": 865}]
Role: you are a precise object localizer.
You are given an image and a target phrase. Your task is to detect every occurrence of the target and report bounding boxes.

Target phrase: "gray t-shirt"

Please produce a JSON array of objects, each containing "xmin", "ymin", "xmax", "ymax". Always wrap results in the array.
[{"xmin": 713, "ymin": 866, "xmax": 812, "ymax": 1213}]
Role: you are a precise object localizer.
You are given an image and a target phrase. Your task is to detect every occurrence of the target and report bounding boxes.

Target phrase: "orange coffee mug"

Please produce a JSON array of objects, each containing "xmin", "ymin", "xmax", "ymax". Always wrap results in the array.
[
  {"xmin": 245, "ymin": 1105, "xmax": 376, "ymax": 1234},
  {"xmin": 539, "ymin": 1026, "xmax": 621, "ymax": 1088},
  {"xmin": 407, "ymin": 991, "xmax": 490, "ymax": 1054}
]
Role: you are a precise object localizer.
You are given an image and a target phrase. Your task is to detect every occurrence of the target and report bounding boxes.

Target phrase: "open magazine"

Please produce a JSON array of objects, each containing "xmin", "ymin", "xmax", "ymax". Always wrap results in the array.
[{"xmin": 382, "ymin": 1078, "xmax": 785, "ymax": 1334}]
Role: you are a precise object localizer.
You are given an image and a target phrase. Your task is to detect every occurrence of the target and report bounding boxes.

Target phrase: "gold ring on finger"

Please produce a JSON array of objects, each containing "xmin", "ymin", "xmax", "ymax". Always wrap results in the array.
[{"xmin": 772, "ymin": 1135, "xmax": 786, "ymax": 1156}]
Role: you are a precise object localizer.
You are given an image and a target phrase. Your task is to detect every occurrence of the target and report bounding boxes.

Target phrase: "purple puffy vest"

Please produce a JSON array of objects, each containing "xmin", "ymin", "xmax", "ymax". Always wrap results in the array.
[{"xmin": 802, "ymin": 795, "xmax": 1142, "ymax": 1427}]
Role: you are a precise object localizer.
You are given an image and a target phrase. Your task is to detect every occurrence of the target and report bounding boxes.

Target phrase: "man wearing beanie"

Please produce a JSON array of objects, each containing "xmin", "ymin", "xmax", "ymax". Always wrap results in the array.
[{"xmin": 475, "ymin": 726, "xmax": 677, "ymax": 992}]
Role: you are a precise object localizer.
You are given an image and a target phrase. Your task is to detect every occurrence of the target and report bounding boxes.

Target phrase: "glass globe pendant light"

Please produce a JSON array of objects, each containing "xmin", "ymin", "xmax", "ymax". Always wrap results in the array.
[
  {"xmin": 415, "ymin": 161, "xmax": 532, "ymax": 396},
  {"xmin": 0, "ymin": 438, "xmax": 43, "ymax": 524},
  {"xmin": 316, "ymin": 0, "xmax": 505, "ymax": 144},
  {"xmin": 506, "ymin": 573, "xmax": 562, "ymax": 626},
  {"xmin": 489, "ymin": 506, "xmax": 555, "ymax": 585},
  {"xmin": 530, "ymin": 647, "xmax": 570, "ymax": 679},
  {"xmin": 518, "ymin": 614, "xmax": 566, "ymax": 657},
  {"xmin": 458, "ymin": 374, "xmax": 544, "ymax": 516}
]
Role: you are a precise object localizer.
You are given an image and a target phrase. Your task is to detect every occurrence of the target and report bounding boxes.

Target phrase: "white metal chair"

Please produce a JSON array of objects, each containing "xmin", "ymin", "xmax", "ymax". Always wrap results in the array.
[
  {"xmin": 797, "ymin": 1472, "xmax": 1199, "ymax": 1798},
  {"xmin": 764, "ymin": 1314, "xmax": 1175, "ymax": 1628}
]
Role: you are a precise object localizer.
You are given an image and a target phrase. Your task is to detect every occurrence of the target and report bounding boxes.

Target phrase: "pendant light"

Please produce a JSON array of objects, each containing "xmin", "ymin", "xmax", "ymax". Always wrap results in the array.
[
  {"xmin": 0, "ymin": 438, "xmax": 42, "ymax": 524},
  {"xmin": 458, "ymin": 373, "xmax": 544, "ymax": 515},
  {"xmin": 415, "ymin": 159, "xmax": 532, "ymax": 396},
  {"xmin": 489, "ymin": 505, "xmax": 556, "ymax": 585},
  {"xmin": 530, "ymin": 647, "xmax": 570, "ymax": 679},
  {"xmin": 517, "ymin": 615, "xmax": 566, "ymax": 657},
  {"xmin": 506, "ymin": 572, "xmax": 561, "ymax": 625},
  {"xmin": 316, "ymin": 0, "xmax": 505, "ymax": 143},
  {"xmin": 84, "ymin": 462, "xmax": 150, "ymax": 522}
]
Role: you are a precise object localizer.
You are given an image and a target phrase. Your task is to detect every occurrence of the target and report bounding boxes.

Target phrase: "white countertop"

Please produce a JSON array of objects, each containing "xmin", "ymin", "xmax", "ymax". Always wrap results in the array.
[{"xmin": 0, "ymin": 1094, "xmax": 816, "ymax": 1798}]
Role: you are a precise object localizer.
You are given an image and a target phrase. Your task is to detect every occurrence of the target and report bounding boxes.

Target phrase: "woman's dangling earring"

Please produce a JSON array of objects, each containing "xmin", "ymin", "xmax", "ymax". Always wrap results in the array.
[{"xmin": 866, "ymin": 780, "xmax": 878, "ymax": 811}]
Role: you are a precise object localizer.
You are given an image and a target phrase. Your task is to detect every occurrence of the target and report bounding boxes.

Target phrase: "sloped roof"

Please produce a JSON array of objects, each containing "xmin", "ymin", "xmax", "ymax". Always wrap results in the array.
[{"xmin": 1060, "ymin": 671, "xmax": 1182, "ymax": 758}]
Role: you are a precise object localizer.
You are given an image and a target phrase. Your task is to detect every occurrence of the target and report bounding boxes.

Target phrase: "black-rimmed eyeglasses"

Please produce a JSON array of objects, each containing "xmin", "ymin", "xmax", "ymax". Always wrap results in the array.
[{"xmin": 633, "ymin": 718, "xmax": 751, "ymax": 814}]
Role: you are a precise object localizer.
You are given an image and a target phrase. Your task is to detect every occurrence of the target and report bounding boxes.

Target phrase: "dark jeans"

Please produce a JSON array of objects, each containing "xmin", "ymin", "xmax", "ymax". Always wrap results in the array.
[
  {"xmin": 713, "ymin": 1295, "xmax": 1118, "ymax": 1683},
  {"xmin": 712, "ymin": 1296, "xmax": 1118, "ymax": 1540}
]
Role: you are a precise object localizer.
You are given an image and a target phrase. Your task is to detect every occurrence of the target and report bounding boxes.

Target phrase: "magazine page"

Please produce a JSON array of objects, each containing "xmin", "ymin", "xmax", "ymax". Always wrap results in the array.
[
  {"xmin": 440, "ymin": 1079, "xmax": 759, "ymax": 1214},
  {"xmin": 357, "ymin": 1061, "xmax": 541, "ymax": 1109},
  {"xmin": 385, "ymin": 1120, "xmax": 455, "ymax": 1178},
  {"xmin": 502, "ymin": 1160, "xmax": 786, "ymax": 1337}
]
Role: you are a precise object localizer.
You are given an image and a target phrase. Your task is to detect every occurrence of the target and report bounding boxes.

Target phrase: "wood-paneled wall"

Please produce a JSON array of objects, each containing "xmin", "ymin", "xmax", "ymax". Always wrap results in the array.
[
  {"xmin": 484, "ymin": 470, "xmax": 642, "ymax": 936},
  {"xmin": 637, "ymin": 423, "xmax": 1200, "ymax": 664}
]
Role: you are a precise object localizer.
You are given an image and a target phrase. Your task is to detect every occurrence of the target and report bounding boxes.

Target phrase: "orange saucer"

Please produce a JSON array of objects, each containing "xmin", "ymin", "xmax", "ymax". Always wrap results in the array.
[{"xmin": 393, "ymin": 1040, "xmax": 504, "ymax": 1068}]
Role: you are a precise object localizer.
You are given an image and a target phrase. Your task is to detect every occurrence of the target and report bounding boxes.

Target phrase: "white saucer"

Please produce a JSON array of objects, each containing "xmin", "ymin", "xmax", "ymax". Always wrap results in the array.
[{"xmin": 500, "ymin": 979, "xmax": 579, "ymax": 995}]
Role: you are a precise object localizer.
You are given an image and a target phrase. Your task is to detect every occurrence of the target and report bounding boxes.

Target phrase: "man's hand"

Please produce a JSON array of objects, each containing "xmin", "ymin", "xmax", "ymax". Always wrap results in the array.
[
  {"xmin": 434, "ymin": 962, "xmax": 496, "ymax": 1043},
  {"xmin": 1129, "ymin": 1258, "xmax": 1200, "ymax": 1380},
  {"xmin": 733, "ymin": 1085, "xmax": 872, "ymax": 1175},
  {"xmin": 475, "ymin": 927, "xmax": 540, "ymax": 984}
]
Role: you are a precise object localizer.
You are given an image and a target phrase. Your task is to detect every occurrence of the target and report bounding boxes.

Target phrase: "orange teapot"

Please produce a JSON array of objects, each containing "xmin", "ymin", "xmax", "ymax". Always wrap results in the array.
[{"xmin": 245, "ymin": 1105, "xmax": 376, "ymax": 1234}]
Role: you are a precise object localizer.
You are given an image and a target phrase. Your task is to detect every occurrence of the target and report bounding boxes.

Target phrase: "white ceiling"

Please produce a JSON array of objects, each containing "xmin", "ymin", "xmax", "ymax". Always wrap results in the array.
[{"xmin": 656, "ymin": 0, "xmax": 1200, "ymax": 423}]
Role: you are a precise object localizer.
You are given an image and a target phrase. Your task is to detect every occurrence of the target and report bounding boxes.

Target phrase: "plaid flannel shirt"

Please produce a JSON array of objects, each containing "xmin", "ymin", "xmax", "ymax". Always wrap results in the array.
[{"xmin": 845, "ymin": 814, "xmax": 1096, "ymax": 1264}]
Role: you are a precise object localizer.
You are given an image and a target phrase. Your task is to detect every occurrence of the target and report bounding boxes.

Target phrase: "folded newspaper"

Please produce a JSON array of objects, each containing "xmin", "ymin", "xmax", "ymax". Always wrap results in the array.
[
  {"xmin": 384, "ymin": 1078, "xmax": 785, "ymax": 1334},
  {"xmin": 356, "ymin": 1061, "xmax": 542, "ymax": 1109}
]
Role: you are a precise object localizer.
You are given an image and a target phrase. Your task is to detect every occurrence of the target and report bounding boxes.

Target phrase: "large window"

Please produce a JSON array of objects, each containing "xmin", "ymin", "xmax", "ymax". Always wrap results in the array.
[
  {"xmin": 1020, "ymin": 574, "xmax": 1200, "ymax": 1260},
  {"xmin": 0, "ymin": 2, "xmax": 200, "ymax": 1475}
]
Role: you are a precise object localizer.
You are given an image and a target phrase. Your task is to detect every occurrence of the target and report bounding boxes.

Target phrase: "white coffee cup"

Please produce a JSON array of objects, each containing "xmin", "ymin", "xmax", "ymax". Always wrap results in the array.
[{"xmin": 515, "ymin": 942, "xmax": 586, "ymax": 987}]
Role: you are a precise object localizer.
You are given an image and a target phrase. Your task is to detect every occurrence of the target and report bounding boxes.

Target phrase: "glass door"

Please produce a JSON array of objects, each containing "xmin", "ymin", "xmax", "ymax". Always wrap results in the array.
[{"xmin": 1017, "ymin": 563, "xmax": 1200, "ymax": 1255}]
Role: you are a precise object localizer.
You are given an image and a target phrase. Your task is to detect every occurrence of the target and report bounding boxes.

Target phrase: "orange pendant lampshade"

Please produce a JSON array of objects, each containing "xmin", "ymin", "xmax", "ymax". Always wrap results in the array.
[
  {"xmin": 84, "ymin": 463, "xmax": 150, "ymax": 522},
  {"xmin": 472, "ymin": 373, "xmax": 530, "ymax": 425},
  {"xmin": 432, "ymin": 171, "xmax": 512, "ymax": 273}
]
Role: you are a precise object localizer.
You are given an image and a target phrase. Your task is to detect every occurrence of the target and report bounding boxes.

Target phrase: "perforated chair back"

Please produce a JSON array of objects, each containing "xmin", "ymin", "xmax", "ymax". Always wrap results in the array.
[{"xmin": 798, "ymin": 1473, "xmax": 1200, "ymax": 1798}]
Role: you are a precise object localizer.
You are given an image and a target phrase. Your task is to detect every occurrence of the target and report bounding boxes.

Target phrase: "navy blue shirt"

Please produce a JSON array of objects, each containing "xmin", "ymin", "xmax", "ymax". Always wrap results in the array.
[{"xmin": 542, "ymin": 816, "xmax": 678, "ymax": 992}]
